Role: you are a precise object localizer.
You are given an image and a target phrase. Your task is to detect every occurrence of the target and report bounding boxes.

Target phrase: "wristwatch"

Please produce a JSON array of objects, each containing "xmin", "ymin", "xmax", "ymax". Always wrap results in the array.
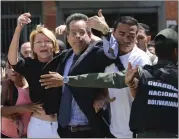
[{"xmin": 63, "ymin": 76, "xmax": 69, "ymax": 84}]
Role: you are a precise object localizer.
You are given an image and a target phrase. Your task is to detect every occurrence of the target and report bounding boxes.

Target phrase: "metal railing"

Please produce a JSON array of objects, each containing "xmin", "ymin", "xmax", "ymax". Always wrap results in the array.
[{"xmin": 1, "ymin": 1, "xmax": 42, "ymax": 54}]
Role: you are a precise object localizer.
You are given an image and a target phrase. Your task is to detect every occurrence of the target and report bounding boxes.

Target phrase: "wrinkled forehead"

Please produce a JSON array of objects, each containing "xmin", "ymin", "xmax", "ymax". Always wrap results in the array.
[{"xmin": 69, "ymin": 20, "xmax": 87, "ymax": 31}]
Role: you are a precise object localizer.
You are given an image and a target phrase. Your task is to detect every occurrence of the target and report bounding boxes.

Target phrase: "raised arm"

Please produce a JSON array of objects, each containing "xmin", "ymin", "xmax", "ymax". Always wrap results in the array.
[
  {"xmin": 8, "ymin": 13, "xmax": 31, "ymax": 65},
  {"xmin": 86, "ymin": 9, "xmax": 118, "ymax": 59}
]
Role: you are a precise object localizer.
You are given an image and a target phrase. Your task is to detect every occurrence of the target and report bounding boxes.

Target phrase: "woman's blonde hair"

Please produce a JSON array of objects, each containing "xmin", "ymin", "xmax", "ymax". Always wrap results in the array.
[{"xmin": 29, "ymin": 25, "xmax": 59, "ymax": 59}]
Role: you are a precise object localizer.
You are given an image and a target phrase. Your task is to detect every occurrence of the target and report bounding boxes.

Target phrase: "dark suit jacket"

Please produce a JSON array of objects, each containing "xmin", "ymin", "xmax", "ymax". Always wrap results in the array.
[{"xmin": 41, "ymin": 41, "xmax": 115, "ymax": 137}]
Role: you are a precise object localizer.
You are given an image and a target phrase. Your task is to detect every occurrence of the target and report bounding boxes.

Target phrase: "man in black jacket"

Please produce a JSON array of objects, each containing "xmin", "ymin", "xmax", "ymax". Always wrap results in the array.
[
  {"xmin": 127, "ymin": 28, "xmax": 178, "ymax": 138},
  {"xmin": 39, "ymin": 13, "xmax": 116, "ymax": 138}
]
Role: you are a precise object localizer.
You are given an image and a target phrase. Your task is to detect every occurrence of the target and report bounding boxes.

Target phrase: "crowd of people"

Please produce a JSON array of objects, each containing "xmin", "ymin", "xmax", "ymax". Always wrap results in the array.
[{"xmin": 0, "ymin": 9, "xmax": 178, "ymax": 138}]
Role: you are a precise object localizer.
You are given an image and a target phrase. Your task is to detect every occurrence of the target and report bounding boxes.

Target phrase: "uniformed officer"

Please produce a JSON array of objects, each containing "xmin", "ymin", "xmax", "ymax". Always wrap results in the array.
[{"xmin": 128, "ymin": 28, "xmax": 178, "ymax": 138}]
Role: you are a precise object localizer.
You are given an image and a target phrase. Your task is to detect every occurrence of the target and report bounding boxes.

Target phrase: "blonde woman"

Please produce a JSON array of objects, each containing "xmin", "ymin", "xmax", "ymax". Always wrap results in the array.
[{"xmin": 8, "ymin": 13, "xmax": 60, "ymax": 138}]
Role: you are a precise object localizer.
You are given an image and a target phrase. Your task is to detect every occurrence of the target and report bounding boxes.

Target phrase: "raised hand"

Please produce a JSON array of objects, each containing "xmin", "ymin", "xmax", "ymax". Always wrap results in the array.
[
  {"xmin": 98, "ymin": 9, "xmax": 106, "ymax": 22},
  {"xmin": 40, "ymin": 71, "xmax": 64, "ymax": 89},
  {"xmin": 55, "ymin": 25, "xmax": 67, "ymax": 36},
  {"xmin": 86, "ymin": 9, "xmax": 109, "ymax": 34},
  {"xmin": 17, "ymin": 13, "xmax": 31, "ymax": 28},
  {"xmin": 125, "ymin": 62, "xmax": 139, "ymax": 88}
]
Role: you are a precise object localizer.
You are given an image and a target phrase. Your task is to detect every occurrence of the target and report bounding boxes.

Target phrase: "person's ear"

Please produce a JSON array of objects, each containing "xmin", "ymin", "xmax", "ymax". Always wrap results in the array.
[
  {"xmin": 147, "ymin": 36, "xmax": 151, "ymax": 42},
  {"xmin": 66, "ymin": 33, "xmax": 70, "ymax": 43}
]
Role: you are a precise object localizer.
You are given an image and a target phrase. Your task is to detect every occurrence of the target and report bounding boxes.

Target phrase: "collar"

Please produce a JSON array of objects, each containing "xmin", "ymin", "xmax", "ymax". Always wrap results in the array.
[{"xmin": 110, "ymin": 34, "xmax": 117, "ymax": 44}]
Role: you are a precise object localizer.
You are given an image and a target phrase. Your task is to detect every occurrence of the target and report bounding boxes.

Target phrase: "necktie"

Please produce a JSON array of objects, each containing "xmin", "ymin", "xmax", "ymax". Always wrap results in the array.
[{"xmin": 58, "ymin": 54, "xmax": 78, "ymax": 127}]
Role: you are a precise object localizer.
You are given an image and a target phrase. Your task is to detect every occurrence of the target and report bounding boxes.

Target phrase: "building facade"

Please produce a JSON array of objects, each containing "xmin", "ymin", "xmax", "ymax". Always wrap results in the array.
[{"xmin": 1, "ymin": 1, "xmax": 178, "ymax": 54}]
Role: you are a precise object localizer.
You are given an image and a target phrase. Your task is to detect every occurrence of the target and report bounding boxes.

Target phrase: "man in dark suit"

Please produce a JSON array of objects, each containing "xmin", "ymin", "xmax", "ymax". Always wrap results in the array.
[{"xmin": 39, "ymin": 13, "xmax": 117, "ymax": 138}]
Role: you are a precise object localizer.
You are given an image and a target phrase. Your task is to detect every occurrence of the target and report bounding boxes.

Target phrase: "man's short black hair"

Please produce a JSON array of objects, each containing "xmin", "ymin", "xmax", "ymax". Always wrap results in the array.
[
  {"xmin": 138, "ymin": 23, "xmax": 150, "ymax": 36},
  {"xmin": 66, "ymin": 13, "xmax": 91, "ymax": 33},
  {"xmin": 113, "ymin": 16, "xmax": 138, "ymax": 31}
]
